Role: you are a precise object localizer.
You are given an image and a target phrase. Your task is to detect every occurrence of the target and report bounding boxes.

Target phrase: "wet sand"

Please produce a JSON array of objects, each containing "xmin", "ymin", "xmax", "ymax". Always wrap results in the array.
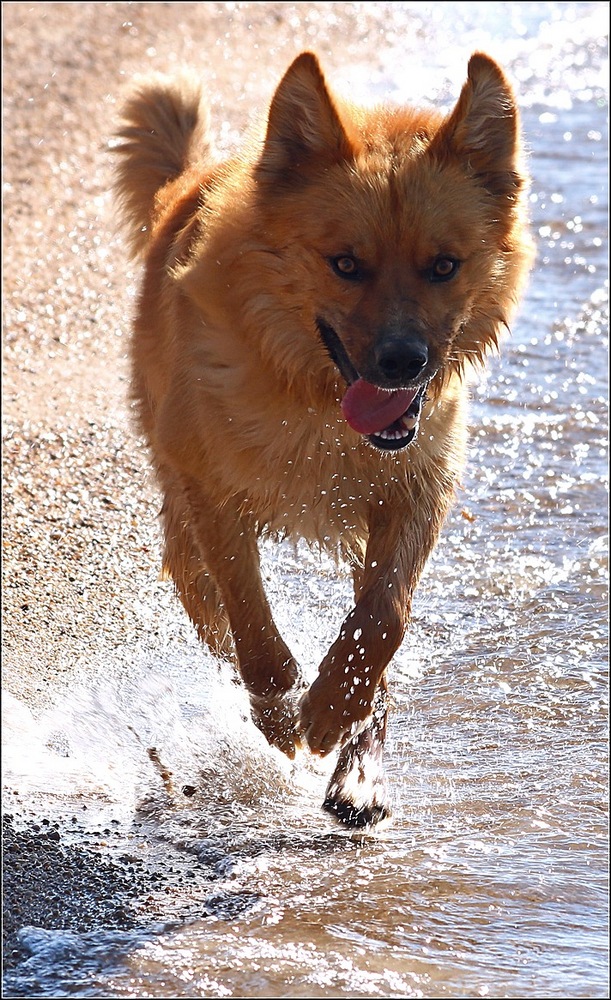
[{"xmin": 3, "ymin": 813, "xmax": 143, "ymax": 967}]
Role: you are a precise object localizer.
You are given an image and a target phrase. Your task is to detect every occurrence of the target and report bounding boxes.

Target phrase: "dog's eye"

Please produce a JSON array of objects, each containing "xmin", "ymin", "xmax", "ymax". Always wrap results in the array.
[
  {"xmin": 430, "ymin": 256, "xmax": 460, "ymax": 282},
  {"xmin": 330, "ymin": 255, "xmax": 362, "ymax": 280}
]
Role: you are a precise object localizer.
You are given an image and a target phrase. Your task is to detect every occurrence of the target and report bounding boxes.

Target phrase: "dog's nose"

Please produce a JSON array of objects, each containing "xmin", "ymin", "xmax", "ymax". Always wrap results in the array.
[{"xmin": 374, "ymin": 337, "xmax": 429, "ymax": 383}]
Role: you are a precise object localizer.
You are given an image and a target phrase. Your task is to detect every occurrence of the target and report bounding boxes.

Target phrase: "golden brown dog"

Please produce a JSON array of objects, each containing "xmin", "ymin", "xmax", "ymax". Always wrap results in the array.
[{"xmin": 114, "ymin": 51, "xmax": 531, "ymax": 826}]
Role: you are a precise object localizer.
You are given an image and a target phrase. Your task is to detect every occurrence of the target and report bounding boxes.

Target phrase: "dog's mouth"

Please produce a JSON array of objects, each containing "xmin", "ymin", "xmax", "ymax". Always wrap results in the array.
[{"xmin": 317, "ymin": 319, "xmax": 427, "ymax": 452}]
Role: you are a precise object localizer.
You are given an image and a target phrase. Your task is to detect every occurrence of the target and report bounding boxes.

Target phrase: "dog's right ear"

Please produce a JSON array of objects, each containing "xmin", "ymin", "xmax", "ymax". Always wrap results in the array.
[{"xmin": 257, "ymin": 53, "xmax": 353, "ymax": 182}]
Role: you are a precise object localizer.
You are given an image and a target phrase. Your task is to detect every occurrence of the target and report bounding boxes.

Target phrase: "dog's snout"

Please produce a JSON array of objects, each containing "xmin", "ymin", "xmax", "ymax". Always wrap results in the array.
[{"xmin": 374, "ymin": 337, "xmax": 429, "ymax": 384}]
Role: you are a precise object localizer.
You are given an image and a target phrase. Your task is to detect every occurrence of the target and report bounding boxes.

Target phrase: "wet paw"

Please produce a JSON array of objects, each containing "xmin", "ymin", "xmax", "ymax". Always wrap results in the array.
[
  {"xmin": 321, "ymin": 719, "xmax": 391, "ymax": 829},
  {"xmin": 250, "ymin": 688, "xmax": 304, "ymax": 759},
  {"xmin": 322, "ymin": 793, "xmax": 391, "ymax": 829}
]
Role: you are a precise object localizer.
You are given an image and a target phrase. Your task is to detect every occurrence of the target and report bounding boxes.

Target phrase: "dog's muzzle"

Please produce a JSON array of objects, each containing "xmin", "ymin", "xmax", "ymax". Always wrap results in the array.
[{"xmin": 317, "ymin": 318, "xmax": 428, "ymax": 452}]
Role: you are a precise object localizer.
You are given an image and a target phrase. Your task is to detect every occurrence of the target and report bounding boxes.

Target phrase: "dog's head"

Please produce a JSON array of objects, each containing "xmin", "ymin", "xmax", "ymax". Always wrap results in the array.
[{"xmin": 253, "ymin": 52, "xmax": 532, "ymax": 451}]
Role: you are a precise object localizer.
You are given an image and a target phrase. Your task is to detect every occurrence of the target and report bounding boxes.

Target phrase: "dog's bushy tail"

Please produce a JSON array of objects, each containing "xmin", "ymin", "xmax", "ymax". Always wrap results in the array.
[{"xmin": 113, "ymin": 72, "xmax": 211, "ymax": 256}]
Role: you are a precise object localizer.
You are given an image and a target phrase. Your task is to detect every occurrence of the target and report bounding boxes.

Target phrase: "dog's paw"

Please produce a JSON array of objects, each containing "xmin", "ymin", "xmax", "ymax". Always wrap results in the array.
[
  {"xmin": 322, "ymin": 731, "xmax": 392, "ymax": 829},
  {"xmin": 323, "ymin": 790, "xmax": 391, "ymax": 829},
  {"xmin": 298, "ymin": 676, "xmax": 375, "ymax": 756},
  {"xmin": 250, "ymin": 688, "xmax": 303, "ymax": 759}
]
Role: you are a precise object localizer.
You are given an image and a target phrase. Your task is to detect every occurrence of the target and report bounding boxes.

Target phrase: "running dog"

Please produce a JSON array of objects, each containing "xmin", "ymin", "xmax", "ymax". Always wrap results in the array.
[{"xmin": 114, "ymin": 51, "xmax": 531, "ymax": 826}]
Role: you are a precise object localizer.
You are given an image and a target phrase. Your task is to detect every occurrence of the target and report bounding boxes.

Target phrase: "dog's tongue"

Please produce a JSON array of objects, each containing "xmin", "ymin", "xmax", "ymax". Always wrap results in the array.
[{"xmin": 341, "ymin": 379, "xmax": 418, "ymax": 435}]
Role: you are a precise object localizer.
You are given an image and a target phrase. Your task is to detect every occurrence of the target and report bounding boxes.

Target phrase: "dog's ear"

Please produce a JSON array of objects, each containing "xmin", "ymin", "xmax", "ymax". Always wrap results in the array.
[
  {"xmin": 430, "ymin": 53, "xmax": 524, "ymax": 199},
  {"xmin": 257, "ymin": 52, "xmax": 353, "ymax": 181}
]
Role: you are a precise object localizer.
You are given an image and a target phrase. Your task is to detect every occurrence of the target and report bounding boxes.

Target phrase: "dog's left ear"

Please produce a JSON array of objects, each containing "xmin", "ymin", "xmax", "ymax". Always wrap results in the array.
[
  {"xmin": 430, "ymin": 53, "xmax": 524, "ymax": 199},
  {"xmin": 257, "ymin": 52, "xmax": 353, "ymax": 182}
]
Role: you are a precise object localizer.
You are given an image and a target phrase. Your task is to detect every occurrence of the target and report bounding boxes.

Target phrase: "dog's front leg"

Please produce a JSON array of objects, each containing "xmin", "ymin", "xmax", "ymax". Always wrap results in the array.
[
  {"xmin": 300, "ymin": 498, "xmax": 444, "ymax": 756},
  {"xmin": 181, "ymin": 478, "xmax": 303, "ymax": 757},
  {"xmin": 322, "ymin": 674, "xmax": 391, "ymax": 827}
]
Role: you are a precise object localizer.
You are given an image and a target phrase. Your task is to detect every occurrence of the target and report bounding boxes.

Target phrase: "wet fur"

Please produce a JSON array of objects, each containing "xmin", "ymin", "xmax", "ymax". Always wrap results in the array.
[{"xmin": 114, "ymin": 53, "xmax": 531, "ymax": 826}]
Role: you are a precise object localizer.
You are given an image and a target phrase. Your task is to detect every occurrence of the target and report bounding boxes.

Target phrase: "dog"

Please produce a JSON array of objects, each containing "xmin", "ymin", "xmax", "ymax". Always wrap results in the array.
[{"xmin": 114, "ymin": 51, "xmax": 531, "ymax": 827}]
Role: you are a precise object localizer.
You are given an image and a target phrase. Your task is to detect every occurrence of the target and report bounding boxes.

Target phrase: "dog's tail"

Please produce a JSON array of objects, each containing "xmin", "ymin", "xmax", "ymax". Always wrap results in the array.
[{"xmin": 113, "ymin": 72, "xmax": 211, "ymax": 256}]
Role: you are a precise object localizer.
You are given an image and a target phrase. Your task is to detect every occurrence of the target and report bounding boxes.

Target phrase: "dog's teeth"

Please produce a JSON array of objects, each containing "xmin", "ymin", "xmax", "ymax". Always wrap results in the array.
[
  {"xmin": 378, "ymin": 416, "xmax": 416, "ymax": 441},
  {"xmin": 380, "ymin": 429, "xmax": 397, "ymax": 440}
]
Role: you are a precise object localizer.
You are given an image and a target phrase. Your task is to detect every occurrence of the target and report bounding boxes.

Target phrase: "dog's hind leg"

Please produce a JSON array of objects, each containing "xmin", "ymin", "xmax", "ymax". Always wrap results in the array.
[{"xmin": 322, "ymin": 674, "xmax": 391, "ymax": 828}]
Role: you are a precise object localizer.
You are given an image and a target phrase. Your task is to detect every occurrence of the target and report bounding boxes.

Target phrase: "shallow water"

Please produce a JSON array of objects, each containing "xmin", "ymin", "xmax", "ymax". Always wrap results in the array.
[{"xmin": 3, "ymin": 2, "xmax": 608, "ymax": 998}]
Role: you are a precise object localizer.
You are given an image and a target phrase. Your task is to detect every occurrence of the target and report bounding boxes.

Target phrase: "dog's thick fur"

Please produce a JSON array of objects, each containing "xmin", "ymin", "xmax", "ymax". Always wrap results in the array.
[{"xmin": 115, "ymin": 52, "xmax": 531, "ymax": 826}]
